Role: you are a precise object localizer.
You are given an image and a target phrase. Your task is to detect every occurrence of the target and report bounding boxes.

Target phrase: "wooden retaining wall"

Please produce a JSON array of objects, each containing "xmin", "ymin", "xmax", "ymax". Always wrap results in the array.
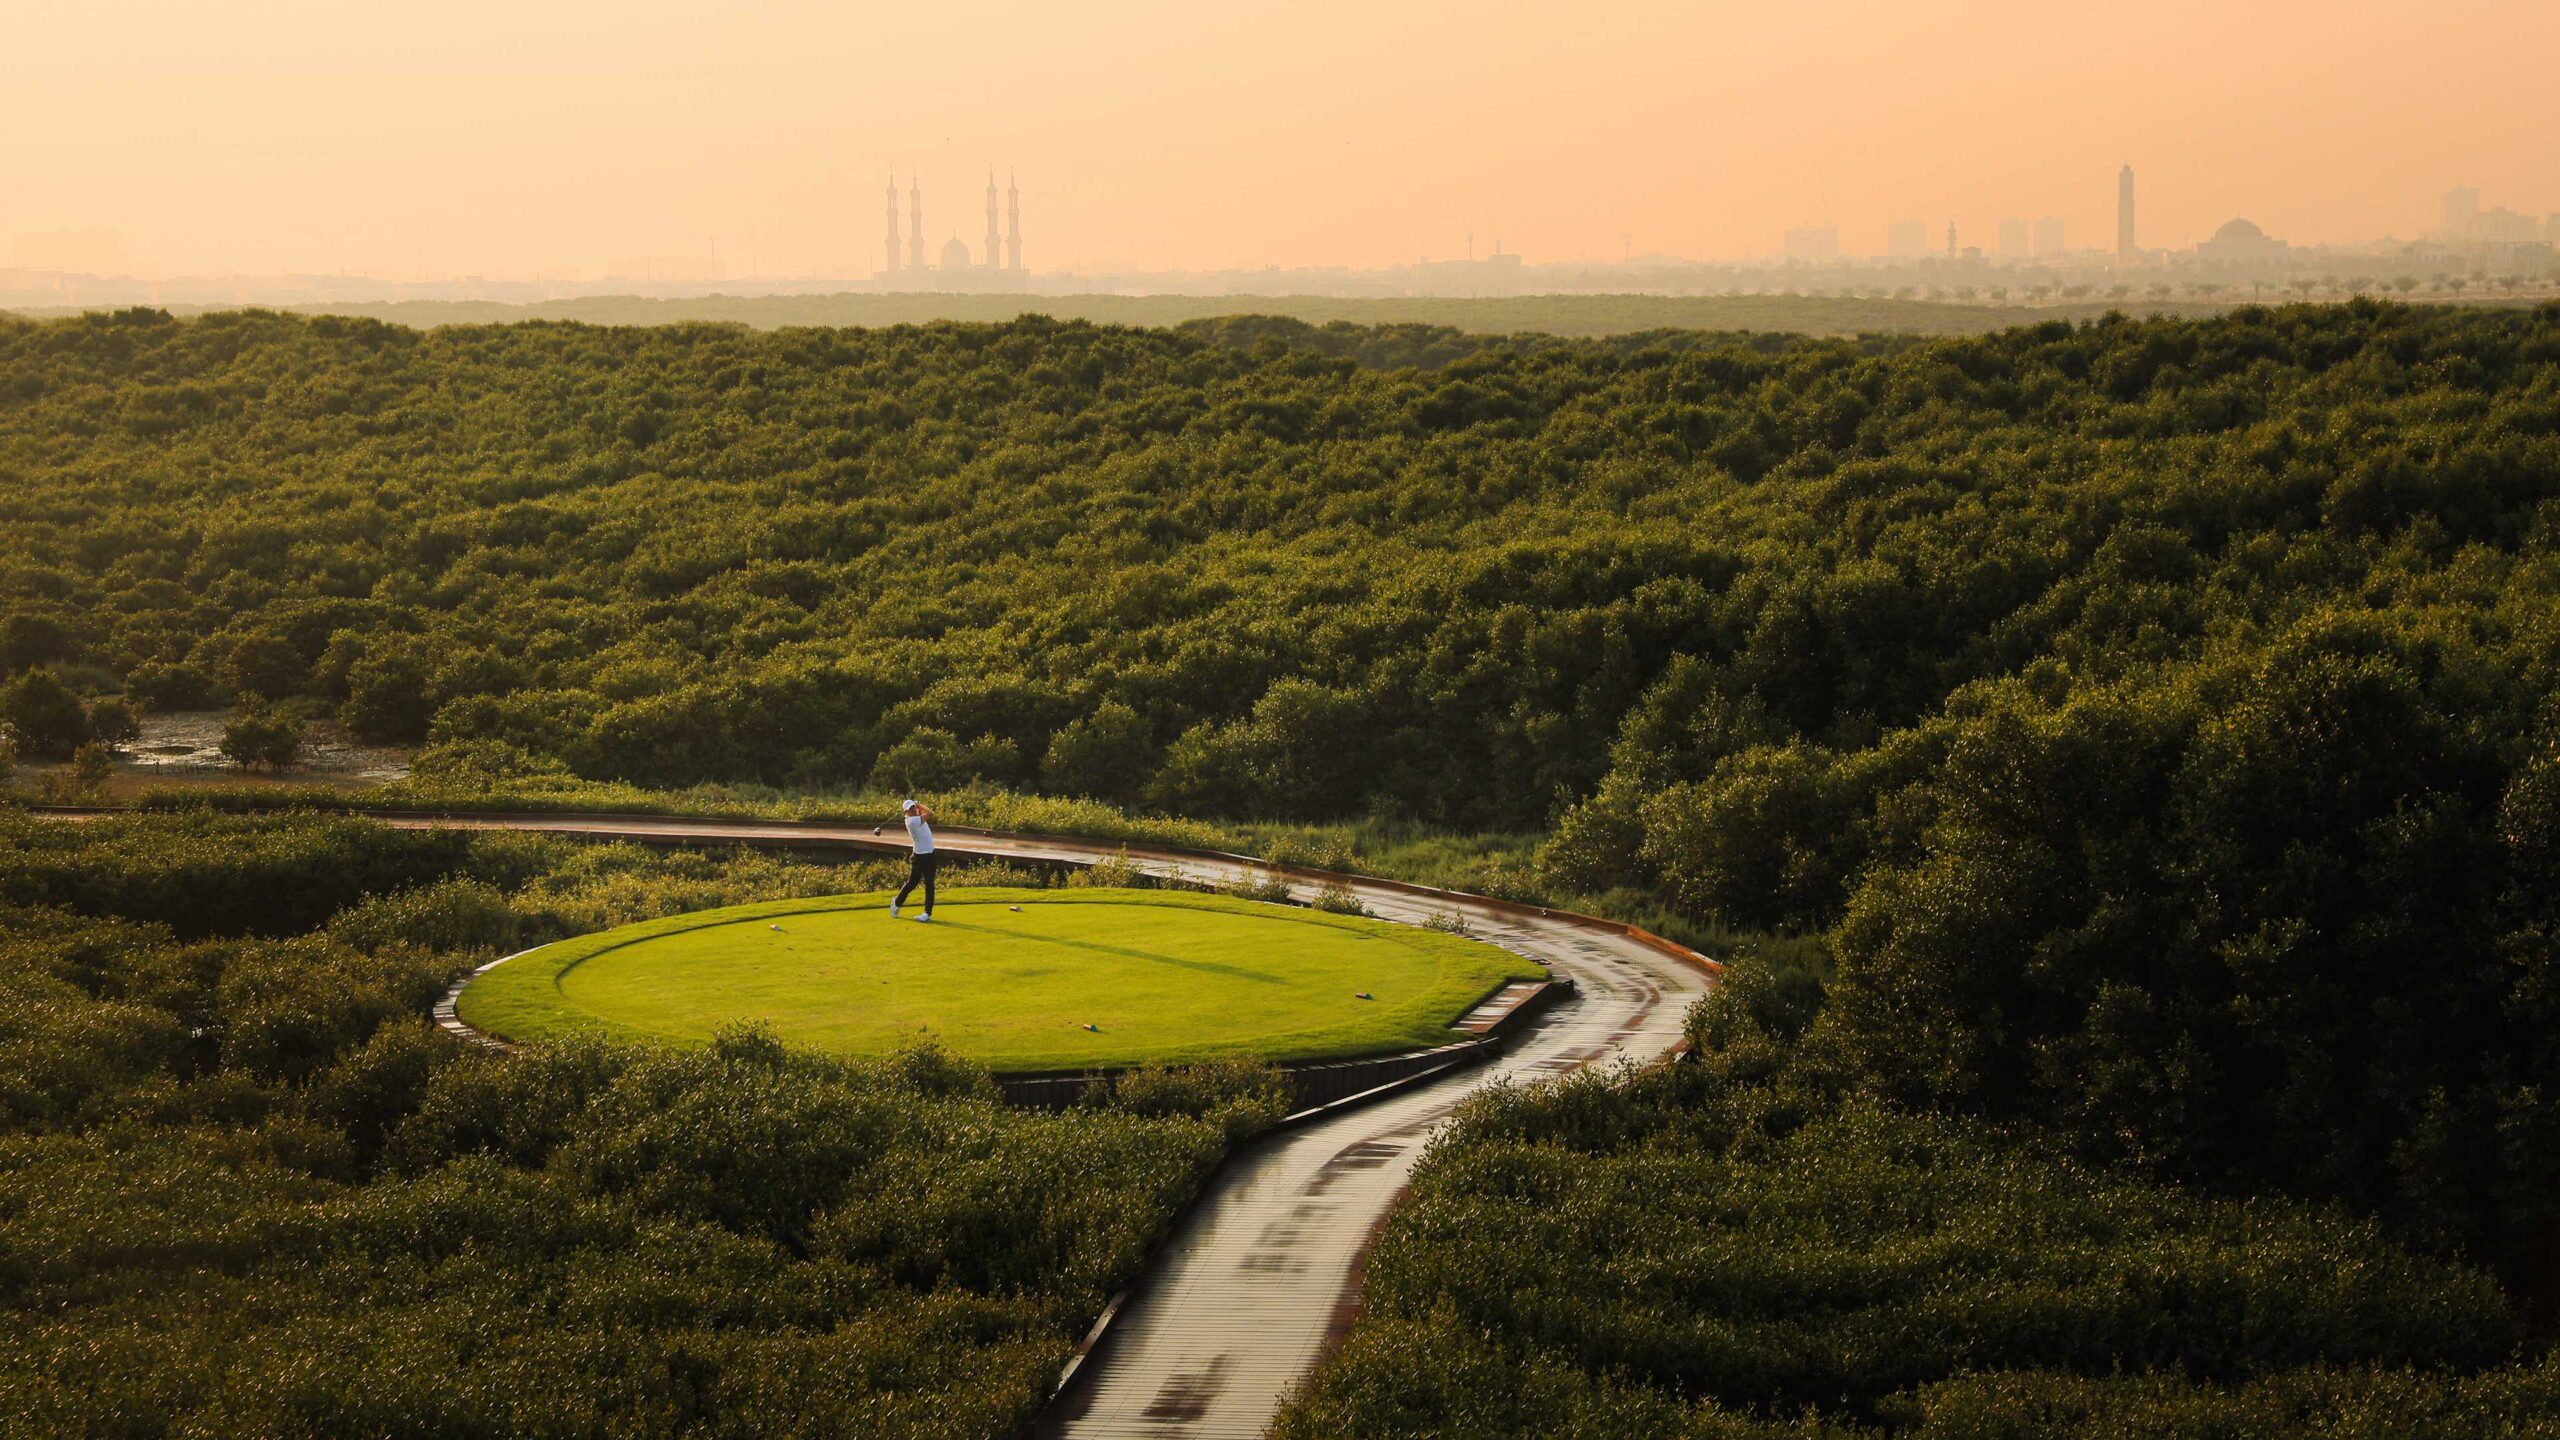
[{"xmin": 993, "ymin": 979, "xmax": 1565, "ymax": 1110}]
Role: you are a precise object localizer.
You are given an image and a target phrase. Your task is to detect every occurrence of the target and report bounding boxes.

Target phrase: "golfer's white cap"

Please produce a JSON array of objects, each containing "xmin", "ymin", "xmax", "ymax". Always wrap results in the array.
[{"xmin": 900, "ymin": 797, "xmax": 919, "ymax": 811}]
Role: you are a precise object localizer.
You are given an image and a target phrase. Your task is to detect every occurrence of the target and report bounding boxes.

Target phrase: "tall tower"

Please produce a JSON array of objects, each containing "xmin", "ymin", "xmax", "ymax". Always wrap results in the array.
[
  {"xmin": 884, "ymin": 175, "xmax": 901, "ymax": 274},
  {"xmin": 908, "ymin": 176, "xmax": 927, "ymax": 271},
  {"xmin": 2442, "ymin": 186, "xmax": 2481, "ymax": 238},
  {"xmin": 1945, "ymin": 221, "xmax": 1957, "ymax": 259},
  {"xmin": 985, "ymin": 171, "xmax": 1001, "ymax": 273},
  {"xmin": 1006, "ymin": 169, "xmax": 1022, "ymax": 271},
  {"xmin": 2117, "ymin": 164, "xmax": 2137, "ymax": 266}
]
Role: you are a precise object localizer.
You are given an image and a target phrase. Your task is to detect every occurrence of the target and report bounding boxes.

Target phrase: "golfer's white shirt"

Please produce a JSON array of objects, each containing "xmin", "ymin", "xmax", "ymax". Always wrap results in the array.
[{"xmin": 903, "ymin": 813, "xmax": 935, "ymax": 854}]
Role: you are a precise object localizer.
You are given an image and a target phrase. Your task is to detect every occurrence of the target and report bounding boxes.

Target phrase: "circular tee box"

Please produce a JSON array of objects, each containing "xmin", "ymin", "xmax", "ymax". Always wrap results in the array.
[{"xmin": 457, "ymin": 887, "xmax": 1543, "ymax": 1073}]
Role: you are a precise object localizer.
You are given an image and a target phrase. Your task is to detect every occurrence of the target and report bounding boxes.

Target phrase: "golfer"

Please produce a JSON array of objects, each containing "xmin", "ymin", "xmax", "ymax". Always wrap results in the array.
[{"xmin": 891, "ymin": 797, "xmax": 937, "ymax": 921}]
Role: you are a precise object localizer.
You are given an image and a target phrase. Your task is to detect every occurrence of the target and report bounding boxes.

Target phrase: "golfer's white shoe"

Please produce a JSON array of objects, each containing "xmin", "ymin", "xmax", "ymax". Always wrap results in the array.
[
  {"xmin": 918, "ymin": 913, "xmax": 933, "ymax": 923},
  {"xmin": 890, "ymin": 903, "xmax": 901, "ymax": 918}
]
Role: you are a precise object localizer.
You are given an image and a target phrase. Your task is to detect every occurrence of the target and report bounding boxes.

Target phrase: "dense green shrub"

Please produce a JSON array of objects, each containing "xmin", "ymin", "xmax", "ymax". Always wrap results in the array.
[
  {"xmin": 0, "ymin": 811, "xmax": 477, "ymax": 937},
  {"xmin": 60, "ymin": 741, "xmax": 111, "ymax": 799},
  {"xmin": 0, "ymin": 614, "xmax": 73, "ymax": 675},
  {"xmin": 213, "ymin": 936, "xmax": 451, "ymax": 1083},
  {"xmin": 380, "ymin": 1036, "xmax": 634, "ymax": 1174},
  {"xmin": 0, "ymin": 909, "xmax": 195, "ymax": 1129},
  {"xmin": 0, "ymin": 817, "xmax": 1241, "ymax": 1439},
  {"xmin": 340, "ymin": 642, "xmax": 438, "ymax": 742},
  {"xmin": 9, "ymin": 302, "xmax": 2551, "ymax": 835},
  {"xmin": 1277, "ymin": 1025, "xmax": 2534, "ymax": 1439},
  {"xmin": 870, "ymin": 726, "xmax": 1021, "ymax": 794},
  {"xmin": 220, "ymin": 706, "xmax": 306, "ymax": 769},
  {"xmin": 83, "ymin": 697, "xmax": 139, "ymax": 749},
  {"xmin": 1814, "ymin": 612, "xmax": 2560, "ymax": 1281},
  {"xmin": 1640, "ymin": 742, "xmax": 1860, "ymax": 930},
  {"xmin": 1084, "ymin": 1059, "xmax": 1294, "ymax": 1141},
  {"xmin": 0, "ymin": 668, "xmax": 89, "ymax": 758},
  {"xmin": 1884, "ymin": 1361, "xmax": 2560, "ymax": 1439},
  {"xmin": 324, "ymin": 876, "xmax": 527, "ymax": 956},
  {"xmin": 1040, "ymin": 701, "xmax": 1158, "ymax": 802},
  {"xmin": 9, "ymin": 301, "xmax": 2560, "ymax": 1432}
]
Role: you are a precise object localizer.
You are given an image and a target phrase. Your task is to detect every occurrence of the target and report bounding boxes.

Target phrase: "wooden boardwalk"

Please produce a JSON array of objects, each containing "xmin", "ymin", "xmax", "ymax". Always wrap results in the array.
[{"xmin": 1033, "ymin": 884, "xmax": 1702, "ymax": 1439}]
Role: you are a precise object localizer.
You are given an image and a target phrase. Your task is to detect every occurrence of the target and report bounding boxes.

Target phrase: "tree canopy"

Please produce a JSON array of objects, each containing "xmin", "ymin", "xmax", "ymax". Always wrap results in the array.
[{"xmin": 6, "ymin": 301, "xmax": 2560, "ymax": 1427}]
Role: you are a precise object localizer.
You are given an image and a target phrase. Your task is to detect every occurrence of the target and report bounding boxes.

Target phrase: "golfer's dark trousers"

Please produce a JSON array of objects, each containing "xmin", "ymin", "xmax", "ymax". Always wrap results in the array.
[{"xmin": 896, "ymin": 851, "xmax": 938, "ymax": 912}]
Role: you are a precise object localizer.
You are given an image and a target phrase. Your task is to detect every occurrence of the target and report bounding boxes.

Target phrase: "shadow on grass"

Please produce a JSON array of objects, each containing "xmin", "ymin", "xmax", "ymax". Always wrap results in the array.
[{"xmin": 916, "ymin": 917, "xmax": 1289, "ymax": 985}]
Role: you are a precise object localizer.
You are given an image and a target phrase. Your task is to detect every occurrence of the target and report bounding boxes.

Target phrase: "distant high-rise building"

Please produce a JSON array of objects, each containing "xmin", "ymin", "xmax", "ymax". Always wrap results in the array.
[
  {"xmin": 884, "ymin": 175, "xmax": 902, "ymax": 273},
  {"xmin": 1998, "ymin": 218, "xmax": 2030, "ymax": 260},
  {"xmin": 2478, "ymin": 206, "xmax": 2541, "ymax": 243},
  {"xmin": 2117, "ymin": 164, "xmax": 2136, "ymax": 264},
  {"xmin": 2442, "ymin": 186, "xmax": 2481, "ymax": 237},
  {"xmin": 1784, "ymin": 225, "xmax": 1840, "ymax": 262},
  {"xmin": 908, "ymin": 177, "xmax": 926, "ymax": 272},
  {"xmin": 1886, "ymin": 220, "xmax": 1927, "ymax": 259},
  {"xmin": 985, "ymin": 172, "xmax": 1002, "ymax": 274},
  {"xmin": 1947, "ymin": 221, "xmax": 1957, "ymax": 260},
  {"xmin": 1006, "ymin": 170, "xmax": 1022, "ymax": 271},
  {"xmin": 2033, "ymin": 216, "xmax": 2066, "ymax": 258}
]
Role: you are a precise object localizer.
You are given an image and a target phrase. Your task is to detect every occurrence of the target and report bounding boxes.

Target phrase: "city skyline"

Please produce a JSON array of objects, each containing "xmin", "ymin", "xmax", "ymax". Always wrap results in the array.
[
  {"xmin": 5, "ymin": 0, "xmax": 2557, "ymax": 281},
  {"xmin": 11, "ymin": 166, "xmax": 2549, "ymax": 288}
]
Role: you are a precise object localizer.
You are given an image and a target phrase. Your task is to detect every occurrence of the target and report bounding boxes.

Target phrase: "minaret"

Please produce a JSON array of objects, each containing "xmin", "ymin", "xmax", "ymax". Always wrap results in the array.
[
  {"xmin": 985, "ymin": 171, "xmax": 1002, "ymax": 273},
  {"xmin": 908, "ymin": 176, "xmax": 926, "ymax": 271},
  {"xmin": 2117, "ymin": 164, "xmax": 2137, "ymax": 266},
  {"xmin": 1006, "ymin": 169, "xmax": 1022, "ymax": 271},
  {"xmin": 884, "ymin": 175, "xmax": 901, "ymax": 274}
]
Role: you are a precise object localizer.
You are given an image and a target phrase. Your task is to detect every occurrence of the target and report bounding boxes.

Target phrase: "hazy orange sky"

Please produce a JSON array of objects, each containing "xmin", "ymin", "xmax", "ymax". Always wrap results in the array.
[{"xmin": 5, "ymin": 0, "xmax": 2555, "ymax": 278}]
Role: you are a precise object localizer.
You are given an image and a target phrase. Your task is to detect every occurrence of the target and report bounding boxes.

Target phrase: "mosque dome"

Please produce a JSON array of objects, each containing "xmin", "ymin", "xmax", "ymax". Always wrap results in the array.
[
  {"xmin": 941, "ymin": 235, "xmax": 974, "ymax": 270},
  {"xmin": 2210, "ymin": 218, "xmax": 2267, "ymax": 243}
]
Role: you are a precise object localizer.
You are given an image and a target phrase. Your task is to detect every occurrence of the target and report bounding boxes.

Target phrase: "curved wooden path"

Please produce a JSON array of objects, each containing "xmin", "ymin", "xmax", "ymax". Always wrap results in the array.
[{"xmin": 41, "ymin": 807, "xmax": 1714, "ymax": 1439}]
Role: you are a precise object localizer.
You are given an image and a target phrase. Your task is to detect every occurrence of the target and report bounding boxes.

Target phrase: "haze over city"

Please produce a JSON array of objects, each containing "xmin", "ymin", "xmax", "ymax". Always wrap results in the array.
[{"xmin": 7, "ymin": 0, "xmax": 2557, "ymax": 283}]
